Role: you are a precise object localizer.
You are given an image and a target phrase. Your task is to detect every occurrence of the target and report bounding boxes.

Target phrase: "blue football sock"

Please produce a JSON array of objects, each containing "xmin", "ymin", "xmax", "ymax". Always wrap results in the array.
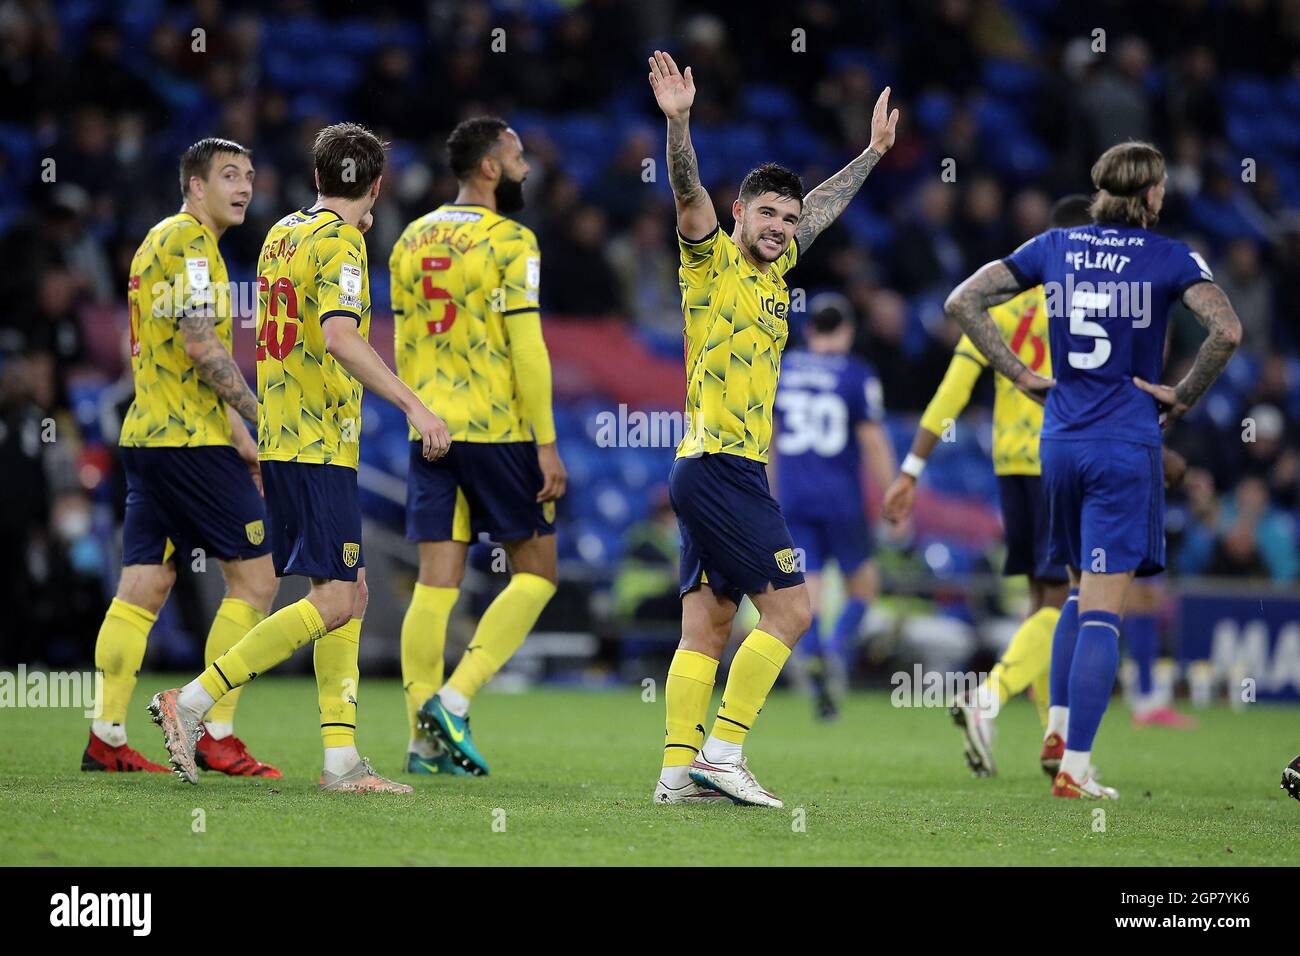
[
  {"xmin": 1066, "ymin": 609, "xmax": 1122, "ymax": 753},
  {"xmin": 795, "ymin": 613, "xmax": 823, "ymax": 660},
  {"xmin": 1126, "ymin": 613, "xmax": 1158, "ymax": 697},
  {"xmin": 1048, "ymin": 589, "xmax": 1080, "ymax": 709},
  {"xmin": 828, "ymin": 598, "xmax": 866, "ymax": 662}
]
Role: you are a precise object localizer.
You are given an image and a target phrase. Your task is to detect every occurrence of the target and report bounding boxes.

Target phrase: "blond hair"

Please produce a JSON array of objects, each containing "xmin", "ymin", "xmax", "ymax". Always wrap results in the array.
[{"xmin": 1089, "ymin": 141, "xmax": 1165, "ymax": 228}]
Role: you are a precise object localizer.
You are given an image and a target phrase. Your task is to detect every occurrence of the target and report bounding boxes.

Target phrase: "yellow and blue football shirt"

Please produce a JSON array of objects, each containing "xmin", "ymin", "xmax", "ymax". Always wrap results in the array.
[
  {"xmin": 675, "ymin": 228, "xmax": 798, "ymax": 463},
  {"xmin": 391, "ymin": 204, "xmax": 547, "ymax": 444},
  {"xmin": 255, "ymin": 207, "xmax": 371, "ymax": 470},
  {"xmin": 119, "ymin": 212, "xmax": 234, "ymax": 448},
  {"xmin": 919, "ymin": 285, "xmax": 1051, "ymax": 475}
]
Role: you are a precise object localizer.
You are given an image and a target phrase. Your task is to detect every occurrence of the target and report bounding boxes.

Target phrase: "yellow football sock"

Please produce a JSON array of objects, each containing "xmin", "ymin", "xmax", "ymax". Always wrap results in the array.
[
  {"xmin": 663, "ymin": 649, "xmax": 718, "ymax": 768},
  {"xmin": 401, "ymin": 584, "xmax": 458, "ymax": 740},
  {"xmin": 1030, "ymin": 668, "xmax": 1051, "ymax": 728},
  {"xmin": 447, "ymin": 572, "xmax": 556, "ymax": 700},
  {"xmin": 93, "ymin": 598, "xmax": 156, "ymax": 723},
  {"xmin": 202, "ymin": 598, "xmax": 264, "ymax": 726},
  {"xmin": 316, "ymin": 617, "xmax": 361, "ymax": 748},
  {"xmin": 988, "ymin": 605, "xmax": 1060, "ymax": 704},
  {"xmin": 199, "ymin": 598, "xmax": 326, "ymax": 702},
  {"xmin": 712, "ymin": 629, "xmax": 790, "ymax": 745}
]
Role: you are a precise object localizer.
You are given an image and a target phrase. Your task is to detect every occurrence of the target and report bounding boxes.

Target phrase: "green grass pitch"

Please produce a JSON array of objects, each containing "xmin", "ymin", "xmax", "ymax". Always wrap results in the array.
[{"xmin": 3, "ymin": 676, "xmax": 1297, "ymax": 866}]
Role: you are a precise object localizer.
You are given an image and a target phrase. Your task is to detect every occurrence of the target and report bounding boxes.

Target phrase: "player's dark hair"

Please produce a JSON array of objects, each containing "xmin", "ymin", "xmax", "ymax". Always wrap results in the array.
[
  {"xmin": 1089, "ymin": 141, "xmax": 1165, "ymax": 228},
  {"xmin": 447, "ymin": 116, "xmax": 510, "ymax": 180},
  {"xmin": 738, "ymin": 162, "xmax": 804, "ymax": 206},
  {"xmin": 1050, "ymin": 194, "xmax": 1094, "ymax": 228},
  {"xmin": 808, "ymin": 292, "xmax": 853, "ymax": 334},
  {"xmin": 313, "ymin": 122, "xmax": 387, "ymax": 200},
  {"xmin": 179, "ymin": 138, "xmax": 251, "ymax": 198}
]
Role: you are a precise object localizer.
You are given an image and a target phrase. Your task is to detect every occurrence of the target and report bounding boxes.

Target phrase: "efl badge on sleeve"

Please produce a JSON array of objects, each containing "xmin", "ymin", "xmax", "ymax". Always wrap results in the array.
[
  {"xmin": 186, "ymin": 258, "xmax": 210, "ymax": 290},
  {"xmin": 340, "ymin": 263, "xmax": 363, "ymax": 296}
]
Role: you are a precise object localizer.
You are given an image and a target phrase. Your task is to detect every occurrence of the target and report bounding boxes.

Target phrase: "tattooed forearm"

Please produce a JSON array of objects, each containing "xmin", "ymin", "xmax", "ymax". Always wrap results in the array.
[
  {"xmin": 666, "ymin": 116, "xmax": 705, "ymax": 206},
  {"xmin": 794, "ymin": 148, "xmax": 882, "ymax": 251},
  {"xmin": 180, "ymin": 311, "xmax": 259, "ymax": 424},
  {"xmin": 943, "ymin": 261, "xmax": 1029, "ymax": 382},
  {"xmin": 1173, "ymin": 282, "xmax": 1242, "ymax": 408}
]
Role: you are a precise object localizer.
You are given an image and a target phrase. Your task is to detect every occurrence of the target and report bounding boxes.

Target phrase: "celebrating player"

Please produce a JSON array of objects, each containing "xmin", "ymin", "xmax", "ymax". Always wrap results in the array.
[
  {"xmin": 391, "ymin": 116, "xmax": 565, "ymax": 777},
  {"xmin": 884, "ymin": 195, "xmax": 1092, "ymax": 776},
  {"xmin": 84, "ymin": 138, "xmax": 282, "ymax": 778},
  {"xmin": 943, "ymin": 141, "xmax": 1241, "ymax": 799},
  {"xmin": 150, "ymin": 123, "xmax": 451, "ymax": 793},
  {"xmin": 648, "ymin": 49, "xmax": 898, "ymax": 806},
  {"xmin": 770, "ymin": 293, "xmax": 895, "ymax": 721}
]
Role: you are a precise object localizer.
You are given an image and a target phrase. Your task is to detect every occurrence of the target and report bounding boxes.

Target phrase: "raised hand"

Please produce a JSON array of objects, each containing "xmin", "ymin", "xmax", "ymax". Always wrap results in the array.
[
  {"xmin": 648, "ymin": 50, "xmax": 695, "ymax": 120},
  {"xmin": 868, "ymin": 86, "xmax": 900, "ymax": 155}
]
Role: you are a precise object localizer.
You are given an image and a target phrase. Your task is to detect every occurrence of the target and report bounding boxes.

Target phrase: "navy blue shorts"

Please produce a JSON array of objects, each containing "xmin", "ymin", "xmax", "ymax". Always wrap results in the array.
[
  {"xmin": 261, "ymin": 461, "xmax": 364, "ymax": 581},
  {"xmin": 121, "ymin": 445, "xmax": 270, "ymax": 566},
  {"xmin": 670, "ymin": 453, "xmax": 804, "ymax": 606},
  {"xmin": 785, "ymin": 513, "xmax": 874, "ymax": 575},
  {"xmin": 997, "ymin": 474, "xmax": 1067, "ymax": 582},
  {"xmin": 1040, "ymin": 437, "xmax": 1165, "ymax": 577},
  {"xmin": 406, "ymin": 441, "xmax": 555, "ymax": 544}
]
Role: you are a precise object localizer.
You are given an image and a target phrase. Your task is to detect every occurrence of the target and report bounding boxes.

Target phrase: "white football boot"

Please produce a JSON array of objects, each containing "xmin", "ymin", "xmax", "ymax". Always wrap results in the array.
[
  {"xmin": 688, "ymin": 753, "xmax": 784, "ymax": 808},
  {"xmin": 653, "ymin": 778, "xmax": 730, "ymax": 805}
]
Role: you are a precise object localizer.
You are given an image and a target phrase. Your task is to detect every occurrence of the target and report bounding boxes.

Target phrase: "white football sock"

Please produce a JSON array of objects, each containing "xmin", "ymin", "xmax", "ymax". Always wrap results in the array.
[
  {"xmin": 975, "ymin": 681, "xmax": 1000, "ymax": 721},
  {"xmin": 1047, "ymin": 705, "xmax": 1068, "ymax": 738},
  {"xmin": 177, "ymin": 680, "xmax": 214, "ymax": 717},
  {"xmin": 409, "ymin": 736, "xmax": 438, "ymax": 758},
  {"xmin": 659, "ymin": 765, "xmax": 691, "ymax": 789},
  {"xmin": 436, "ymin": 684, "xmax": 470, "ymax": 717},
  {"xmin": 204, "ymin": 721, "xmax": 233, "ymax": 740},
  {"xmin": 92, "ymin": 720, "xmax": 126, "ymax": 747},
  {"xmin": 1061, "ymin": 748, "xmax": 1092, "ymax": 781},
  {"xmin": 323, "ymin": 745, "xmax": 361, "ymax": 776},
  {"xmin": 701, "ymin": 736, "xmax": 742, "ymax": 764}
]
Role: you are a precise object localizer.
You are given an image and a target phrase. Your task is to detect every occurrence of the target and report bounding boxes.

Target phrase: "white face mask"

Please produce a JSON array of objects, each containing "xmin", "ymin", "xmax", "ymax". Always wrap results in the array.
[{"xmin": 56, "ymin": 507, "xmax": 92, "ymax": 542}]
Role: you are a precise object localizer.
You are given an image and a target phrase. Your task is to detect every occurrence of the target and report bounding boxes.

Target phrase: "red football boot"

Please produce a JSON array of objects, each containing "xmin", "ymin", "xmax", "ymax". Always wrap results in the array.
[
  {"xmin": 195, "ymin": 732, "xmax": 282, "ymax": 778},
  {"xmin": 1040, "ymin": 732, "xmax": 1065, "ymax": 778},
  {"xmin": 1052, "ymin": 770, "xmax": 1119, "ymax": 799},
  {"xmin": 81, "ymin": 729, "xmax": 169, "ymax": 772}
]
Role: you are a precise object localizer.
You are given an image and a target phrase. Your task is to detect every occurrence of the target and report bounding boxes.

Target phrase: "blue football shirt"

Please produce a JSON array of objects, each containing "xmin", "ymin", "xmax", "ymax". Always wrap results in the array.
[
  {"xmin": 1002, "ymin": 224, "xmax": 1214, "ymax": 447},
  {"xmin": 773, "ymin": 349, "xmax": 884, "ymax": 518}
]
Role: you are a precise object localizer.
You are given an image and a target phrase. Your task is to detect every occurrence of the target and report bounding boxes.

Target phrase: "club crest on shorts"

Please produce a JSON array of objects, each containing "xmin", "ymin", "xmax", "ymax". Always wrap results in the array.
[
  {"xmin": 244, "ymin": 520, "xmax": 265, "ymax": 545},
  {"xmin": 342, "ymin": 542, "xmax": 360, "ymax": 568},
  {"xmin": 774, "ymin": 547, "xmax": 797, "ymax": 574},
  {"xmin": 543, "ymin": 501, "xmax": 556, "ymax": 523}
]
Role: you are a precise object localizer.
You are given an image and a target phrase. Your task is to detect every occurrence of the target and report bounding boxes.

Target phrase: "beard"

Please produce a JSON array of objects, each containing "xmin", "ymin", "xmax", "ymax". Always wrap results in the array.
[
  {"xmin": 743, "ymin": 223, "xmax": 787, "ymax": 263},
  {"xmin": 495, "ymin": 174, "xmax": 526, "ymax": 215}
]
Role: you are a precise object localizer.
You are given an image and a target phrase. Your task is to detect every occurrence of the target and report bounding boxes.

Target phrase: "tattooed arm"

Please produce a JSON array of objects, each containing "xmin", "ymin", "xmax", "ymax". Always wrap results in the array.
[
  {"xmin": 943, "ymin": 261, "xmax": 1055, "ymax": 402},
  {"xmin": 180, "ymin": 310, "xmax": 259, "ymax": 425},
  {"xmin": 648, "ymin": 50, "xmax": 717, "ymax": 239},
  {"xmin": 795, "ymin": 148, "xmax": 883, "ymax": 252},
  {"xmin": 1133, "ymin": 282, "xmax": 1242, "ymax": 426},
  {"xmin": 796, "ymin": 87, "xmax": 899, "ymax": 252}
]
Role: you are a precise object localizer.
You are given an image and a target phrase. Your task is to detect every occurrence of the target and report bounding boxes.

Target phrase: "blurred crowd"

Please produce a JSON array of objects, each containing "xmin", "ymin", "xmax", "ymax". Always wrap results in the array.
[{"xmin": 2, "ymin": 0, "xmax": 1299, "ymax": 661}]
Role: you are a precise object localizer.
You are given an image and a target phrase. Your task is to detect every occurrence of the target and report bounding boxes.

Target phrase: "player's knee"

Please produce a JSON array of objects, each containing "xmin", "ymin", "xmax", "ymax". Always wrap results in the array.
[
  {"xmin": 119, "ymin": 564, "xmax": 175, "ymax": 614},
  {"xmin": 309, "ymin": 582, "xmax": 356, "ymax": 632},
  {"xmin": 226, "ymin": 560, "xmax": 278, "ymax": 613}
]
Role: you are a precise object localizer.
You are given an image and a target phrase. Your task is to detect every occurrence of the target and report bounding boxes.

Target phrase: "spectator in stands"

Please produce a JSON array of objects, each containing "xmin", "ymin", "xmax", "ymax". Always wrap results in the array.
[
  {"xmin": 1215, "ymin": 239, "xmax": 1273, "ymax": 356},
  {"xmin": 541, "ymin": 203, "xmax": 622, "ymax": 318},
  {"xmin": 607, "ymin": 204, "xmax": 679, "ymax": 334}
]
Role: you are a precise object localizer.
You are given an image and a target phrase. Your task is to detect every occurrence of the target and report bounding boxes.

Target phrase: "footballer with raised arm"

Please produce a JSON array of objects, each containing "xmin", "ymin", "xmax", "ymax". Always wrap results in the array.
[
  {"xmin": 648, "ymin": 49, "xmax": 898, "ymax": 807},
  {"xmin": 883, "ymin": 195, "xmax": 1093, "ymax": 777},
  {"xmin": 84, "ymin": 138, "xmax": 282, "ymax": 779},
  {"xmin": 943, "ymin": 141, "xmax": 1240, "ymax": 799},
  {"xmin": 150, "ymin": 123, "xmax": 452, "ymax": 794},
  {"xmin": 392, "ymin": 116, "xmax": 565, "ymax": 777}
]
